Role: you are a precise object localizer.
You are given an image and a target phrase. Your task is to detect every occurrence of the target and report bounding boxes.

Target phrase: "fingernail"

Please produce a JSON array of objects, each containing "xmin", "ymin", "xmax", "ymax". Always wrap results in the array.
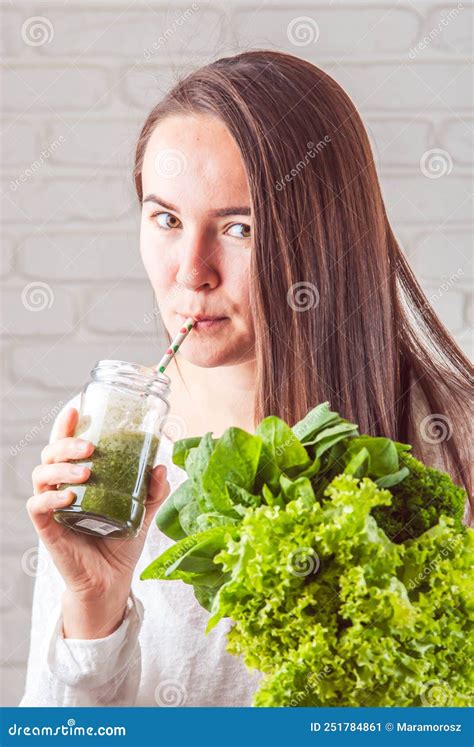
[
  {"xmin": 57, "ymin": 491, "xmax": 74, "ymax": 502},
  {"xmin": 77, "ymin": 442, "xmax": 91, "ymax": 452},
  {"xmin": 71, "ymin": 465, "xmax": 87, "ymax": 476}
]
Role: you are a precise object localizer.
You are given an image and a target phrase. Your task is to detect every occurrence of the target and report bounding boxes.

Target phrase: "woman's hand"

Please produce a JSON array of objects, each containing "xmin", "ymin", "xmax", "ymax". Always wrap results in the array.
[{"xmin": 27, "ymin": 406, "xmax": 170, "ymax": 639}]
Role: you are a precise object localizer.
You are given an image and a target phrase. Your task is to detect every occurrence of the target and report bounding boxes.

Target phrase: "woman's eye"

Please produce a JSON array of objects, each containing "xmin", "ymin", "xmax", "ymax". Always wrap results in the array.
[
  {"xmin": 151, "ymin": 211, "xmax": 182, "ymax": 230},
  {"xmin": 226, "ymin": 223, "xmax": 251, "ymax": 239}
]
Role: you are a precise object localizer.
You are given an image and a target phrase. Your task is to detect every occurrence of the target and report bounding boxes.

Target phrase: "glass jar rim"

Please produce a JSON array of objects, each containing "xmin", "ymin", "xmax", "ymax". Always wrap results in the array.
[{"xmin": 90, "ymin": 359, "xmax": 171, "ymax": 397}]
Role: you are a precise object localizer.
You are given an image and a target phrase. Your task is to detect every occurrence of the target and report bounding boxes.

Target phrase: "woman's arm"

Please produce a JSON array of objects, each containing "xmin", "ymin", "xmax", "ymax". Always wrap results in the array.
[
  {"xmin": 19, "ymin": 394, "xmax": 169, "ymax": 706},
  {"xmin": 19, "ymin": 539, "xmax": 144, "ymax": 707}
]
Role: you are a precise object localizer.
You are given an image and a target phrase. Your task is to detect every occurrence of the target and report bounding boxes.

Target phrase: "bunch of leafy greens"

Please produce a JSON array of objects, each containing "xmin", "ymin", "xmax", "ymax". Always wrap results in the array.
[{"xmin": 140, "ymin": 402, "xmax": 471, "ymax": 706}]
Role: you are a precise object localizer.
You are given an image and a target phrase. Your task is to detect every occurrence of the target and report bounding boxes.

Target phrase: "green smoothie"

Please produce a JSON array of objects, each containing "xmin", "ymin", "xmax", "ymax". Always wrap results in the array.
[{"xmin": 55, "ymin": 429, "xmax": 160, "ymax": 536}]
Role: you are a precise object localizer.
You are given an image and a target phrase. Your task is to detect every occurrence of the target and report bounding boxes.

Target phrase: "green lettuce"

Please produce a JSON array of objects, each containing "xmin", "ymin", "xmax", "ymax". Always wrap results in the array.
[
  {"xmin": 206, "ymin": 474, "xmax": 472, "ymax": 706},
  {"xmin": 140, "ymin": 402, "xmax": 471, "ymax": 706}
]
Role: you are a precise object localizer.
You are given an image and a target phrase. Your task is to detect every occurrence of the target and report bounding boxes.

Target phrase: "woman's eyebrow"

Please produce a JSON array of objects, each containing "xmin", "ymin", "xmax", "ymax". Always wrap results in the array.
[{"xmin": 142, "ymin": 194, "xmax": 251, "ymax": 217}]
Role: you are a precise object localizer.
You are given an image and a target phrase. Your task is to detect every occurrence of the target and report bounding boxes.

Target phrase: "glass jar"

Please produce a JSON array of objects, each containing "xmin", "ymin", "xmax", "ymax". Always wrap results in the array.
[{"xmin": 54, "ymin": 360, "xmax": 170, "ymax": 539}]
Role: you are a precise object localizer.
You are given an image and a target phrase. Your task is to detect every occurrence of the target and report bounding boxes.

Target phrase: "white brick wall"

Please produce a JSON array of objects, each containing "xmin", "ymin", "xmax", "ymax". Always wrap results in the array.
[{"xmin": 1, "ymin": 0, "xmax": 472, "ymax": 706}]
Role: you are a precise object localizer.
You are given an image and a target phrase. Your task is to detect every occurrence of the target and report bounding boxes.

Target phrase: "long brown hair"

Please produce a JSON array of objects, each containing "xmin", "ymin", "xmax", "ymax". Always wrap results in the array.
[{"xmin": 133, "ymin": 50, "xmax": 472, "ymax": 513}]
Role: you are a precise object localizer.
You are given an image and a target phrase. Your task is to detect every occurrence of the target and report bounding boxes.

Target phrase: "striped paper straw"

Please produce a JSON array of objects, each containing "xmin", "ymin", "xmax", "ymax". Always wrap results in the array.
[{"xmin": 155, "ymin": 317, "xmax": 195, "ymax": 374}]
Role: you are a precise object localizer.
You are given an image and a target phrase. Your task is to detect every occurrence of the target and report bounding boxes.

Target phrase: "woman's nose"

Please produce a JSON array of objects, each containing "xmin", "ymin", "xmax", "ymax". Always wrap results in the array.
[{"xmin": 176, "ymin": 235, "xmax": 219, "ymax": 290}]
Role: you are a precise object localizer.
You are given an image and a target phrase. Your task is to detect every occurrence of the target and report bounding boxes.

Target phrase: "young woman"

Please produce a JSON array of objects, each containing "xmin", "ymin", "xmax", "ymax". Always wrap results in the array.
[{"xmin": 21, "ymin": 50, "xmax": 472, "ymax": 707}]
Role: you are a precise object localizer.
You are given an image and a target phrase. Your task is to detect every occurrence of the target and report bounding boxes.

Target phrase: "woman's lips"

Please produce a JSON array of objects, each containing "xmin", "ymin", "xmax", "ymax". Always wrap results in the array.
[
  {"xmin": 193, "ymin": 317, "xmax": 228, "ymax": 330},
  {"xmin": 177, "ymin": 313, "xmax": 229, "ymax": 330}
]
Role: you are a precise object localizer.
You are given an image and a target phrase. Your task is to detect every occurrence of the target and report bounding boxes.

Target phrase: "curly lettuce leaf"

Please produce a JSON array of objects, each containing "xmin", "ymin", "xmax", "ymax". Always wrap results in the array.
[{"xmin": 206, "ymin": 474, "xmax": 473, "ymax": 707}]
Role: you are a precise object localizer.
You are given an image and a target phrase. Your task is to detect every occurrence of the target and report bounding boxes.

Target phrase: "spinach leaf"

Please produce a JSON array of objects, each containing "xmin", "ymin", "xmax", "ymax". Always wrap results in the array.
[
  {"xmin": 307, "ymin": 421, "xmax": 359, "ymax": 448},
  {"xmin": 225, "ymin": 481, "xmax": 261, "ymax": 509},
  {"xmin": 155, "ymin": 479, "xmax": 193, "ymax": 540},
  {"xmin": 345, "ymin": 436, "xmax": 399, "ymax": 476},
  {"xmin": 172, "ymin": 436, "xmax": 204, "ymax": 469},
  {"xmin": 279, "ymin": 475, "xmax": 315, "ymax": 506},
  {"xmin": 256, "ymin": 416, "xmax": 310, "ymax": 472},
  {"xmin": 140, "ymin": 526, "xmax": 236, "ymax": 582},
  {"xmin": 200, "ymin": 428, "xmax": 263, "ymax": 511},
  {"xmin": 291, "ymin": 402, "xmax": 344, "ymax": 442}
]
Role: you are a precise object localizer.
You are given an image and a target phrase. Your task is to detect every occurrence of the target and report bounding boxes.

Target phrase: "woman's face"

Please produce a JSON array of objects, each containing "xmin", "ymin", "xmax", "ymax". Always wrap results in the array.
[{"xmin": 140, "ymin": 113, "xmax": 256, "ymax": 368}]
